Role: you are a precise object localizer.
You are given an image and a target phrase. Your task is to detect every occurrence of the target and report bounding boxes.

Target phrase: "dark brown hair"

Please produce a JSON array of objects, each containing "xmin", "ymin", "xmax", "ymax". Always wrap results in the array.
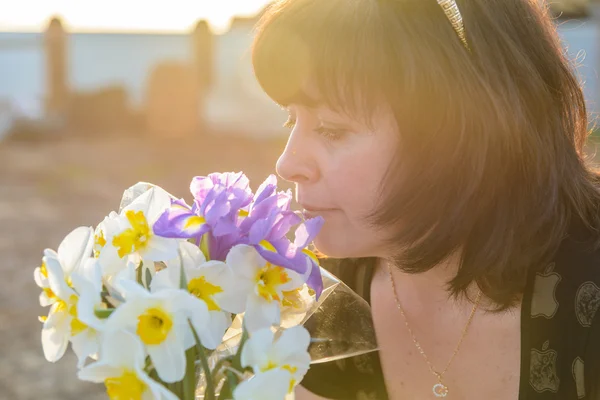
[{"xmin": 251, "ymin": 0, "xmax": 600, "ymax": 310}]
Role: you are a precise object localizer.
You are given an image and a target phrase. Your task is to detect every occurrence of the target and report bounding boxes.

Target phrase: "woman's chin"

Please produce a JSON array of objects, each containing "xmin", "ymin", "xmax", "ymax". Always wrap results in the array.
[{"xmin": 313, "ymin": 236, "xmax": 359, "ymax": 259}]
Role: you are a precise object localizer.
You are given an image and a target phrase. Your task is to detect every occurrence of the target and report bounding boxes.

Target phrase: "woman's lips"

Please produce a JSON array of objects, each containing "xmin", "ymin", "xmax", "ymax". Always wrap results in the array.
[{"xmin": 301, "ymin": 206, "xmax": 338, "ymax": 218}]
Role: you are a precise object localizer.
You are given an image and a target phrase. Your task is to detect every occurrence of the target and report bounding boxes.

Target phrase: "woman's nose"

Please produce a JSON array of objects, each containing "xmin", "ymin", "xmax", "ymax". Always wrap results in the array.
[{"xmin": 276, "ymin": 133, "xmax": 319, "ymax": 184}]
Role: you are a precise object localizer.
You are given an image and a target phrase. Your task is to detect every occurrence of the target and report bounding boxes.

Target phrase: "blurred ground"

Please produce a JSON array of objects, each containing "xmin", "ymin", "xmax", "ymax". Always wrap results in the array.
[{"xmin": 0, "ymin": 134, "xmax": 290, "ymax": 400}]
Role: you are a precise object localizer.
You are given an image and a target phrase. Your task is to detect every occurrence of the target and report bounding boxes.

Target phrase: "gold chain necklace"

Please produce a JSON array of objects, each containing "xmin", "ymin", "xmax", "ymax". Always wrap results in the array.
[{"xmin": 386, "ymin": 264, "xmax": 483, "ymax": 398}]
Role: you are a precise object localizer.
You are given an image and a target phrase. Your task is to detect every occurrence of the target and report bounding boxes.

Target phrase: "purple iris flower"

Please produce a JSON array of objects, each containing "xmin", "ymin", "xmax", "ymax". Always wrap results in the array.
[
  {"xmin": 154, "ymin": 172, "xmax": 325, "ymax": 297},
  {"xmin": 240, "ymin": 177, "xmax": 325, "ymax": 298},
  {"xmin": 293, "ymin": 217, "xmax": 325, "ymax": 298},
  {"xmin": 153, "ymin": 172, "xmax": 253, "ymax": 260}
]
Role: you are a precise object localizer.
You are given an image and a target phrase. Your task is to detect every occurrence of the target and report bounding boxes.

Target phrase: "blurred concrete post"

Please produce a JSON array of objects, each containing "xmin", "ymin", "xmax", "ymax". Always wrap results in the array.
[
  {"xmin": 44, "ymin": 17, "xmax": 69, "ymax": 125},
  {"xmin": 191, "ymin": 20, "xmax": 214, "ymax": 134},
  {"xmin": 548, "ymin": 0, "xmax": 590, "ymax": 18},
  {"xmin": 145, "ymin": 62, "xmax": 200, "ymax": 138}
]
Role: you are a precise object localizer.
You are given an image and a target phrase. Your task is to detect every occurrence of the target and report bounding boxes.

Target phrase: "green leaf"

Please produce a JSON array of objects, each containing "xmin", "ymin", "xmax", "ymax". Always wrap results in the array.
[
  {"xmin": 178, "ymin": 249, "xmax": 188, "ymax": 290},
  {"xmin": 136, "ymin": 261, "xmax": 144, "ymax": 285},
  {"xmin": 94, "ymin": 308, "xmax": 114, "ymax": 319},
  {"xmin": 145, "ymin": 267, "xmax": 153, "ymax": 289},
  {"xmin": 200, "ymin": 234, "xmax": 210, "ymax": 261}
]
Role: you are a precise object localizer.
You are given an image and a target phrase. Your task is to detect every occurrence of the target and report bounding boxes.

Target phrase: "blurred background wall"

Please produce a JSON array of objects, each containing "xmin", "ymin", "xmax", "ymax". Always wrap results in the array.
[{"xmin": 0, "ymin": 9, "xmax": 285, "ymax": 142}]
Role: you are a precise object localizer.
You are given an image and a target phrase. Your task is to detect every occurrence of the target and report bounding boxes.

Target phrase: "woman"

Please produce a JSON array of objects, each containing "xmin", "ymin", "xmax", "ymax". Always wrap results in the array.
[{"xmin": 252, "ymin": 0, "xmax": 600, "ymax": 399}]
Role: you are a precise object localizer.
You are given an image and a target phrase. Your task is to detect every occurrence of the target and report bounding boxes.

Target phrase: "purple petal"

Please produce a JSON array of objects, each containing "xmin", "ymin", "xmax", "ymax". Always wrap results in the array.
[
  {"xmin": 254, "ymin": 245, "xmax": 309, "ymax": 276},
  {"xmin": 254, "ymin": 175, "xmax": 278, "ymax": 205},
  {"xmin": 212, "ymin": 218, "xmax": 239, "ymax": 237},
  {"xmin": 190, "ymin": 176, "xmax": 215, "ymax": 204},
  {"xmin": 248, "ymin": 217, "xmax": 274, "ymax": 245},
  {"xmin": 269, "ymin": 211, "xmax": 302, "ymax": 241},
  {"xmin": 153, "ymin": 211, "xmax": 210, "ymax": 239},
  {"xmin": 208, "ymin": 233, "xmax": 247, "ymax": 261},
  {"xmin": 306, "ymin": 258, "xmax": 323, "ymax": 299},
  {"xmin": 293, "ymin": 217, "xmax": 324, "ymax": 248}
]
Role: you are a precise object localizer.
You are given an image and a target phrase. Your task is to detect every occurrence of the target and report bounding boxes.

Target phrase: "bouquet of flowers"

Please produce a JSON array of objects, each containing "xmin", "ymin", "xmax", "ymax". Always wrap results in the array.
[{"xmin": 34, "ymin": 172, "xmax": 379, "ymax": 399}]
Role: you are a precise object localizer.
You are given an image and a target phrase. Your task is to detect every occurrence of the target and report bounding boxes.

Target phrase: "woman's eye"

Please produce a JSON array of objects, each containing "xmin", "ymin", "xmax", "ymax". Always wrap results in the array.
[
  {"xmin": 314, "ymin": 126, "xmax": 346, "ymax": 141},
  {"xmin": 283, "ymin": 117, "xmax": 296, "ymax": 129}
]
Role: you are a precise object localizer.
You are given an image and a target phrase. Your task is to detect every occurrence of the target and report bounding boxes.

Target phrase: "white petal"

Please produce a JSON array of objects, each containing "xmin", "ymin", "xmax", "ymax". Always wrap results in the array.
[
  {"xmin": 71, "ymin": 329, "xmax": 100, "ymax": 368},
  {"xmin": 138, "ymin": 368, "xmax": 180, "ymax": 400},
  {"xmin": 39, "ymin": 291, "xmax": 55, "ymax": 307},
  {"xmin": 117, "ymin": 279, "xmax": 152, "ymax": 301},
  {"xmin": 233, "ymin": 369, "xmax": 291, "ymax": 400},
  {"xmin": 57, "ymin": 226, "xmax": 94, "ymax": 275},
  {"xmin": 41, "ymin": 317, "xmax": 70, "ymax": 362},
  {"xmin": 147, "ymin": 331, "xmax": 186, "ymax": 383},
  {"xmin": 244, "ymin": 294, "xmax": 280, "ymax": 333},
  {"xmin": 33, "ymin": 267, "xmax": 47, "ymax": 288},
  {"xmin": 97, "ymin": 243, "xmax": 128, "ymax": 278},
  {"xmin": 164, "ymin": 241, "xmax": 206, "ymax": 271},
  {"xmin": 272, "ymin": 326, "xmax": 311, "ymax": 361},
  {"xmin": 241, "ymin": 328, "xmax": 273, "ymax": 370},
  {"xmin": 194, "ymin": 310, "xmax": 230, "ymax": 350},
  {"xmin": 226, "ymin": 245, "xmax": 265, "ymax": 280},
  {"xmin": 44, "ymin": 256, "xmax": 75, "ymax": 300},
  {"xmin": 98, "ymin": 329, "xmax": 147, "ymax": 369},
  {"xmin": 143, "ymin": 236, "xmax": 180, "ymax": 262},
  {"xmin": 150, "ymin": 265, "xmax": 180, "ymax": 293},
  {"xmin": 78, "ymin": 363, "xmax": 122, "ymax": 383},
  {"xmin": 73, "ymin": 278, "xmax": 105, "ymax": 331}
]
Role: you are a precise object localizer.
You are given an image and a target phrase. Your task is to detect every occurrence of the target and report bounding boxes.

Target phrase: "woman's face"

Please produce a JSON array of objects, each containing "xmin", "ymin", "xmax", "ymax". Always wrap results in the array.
[{"xmin": 276, "ymin": 92, "xmax": 399, "ymax": 258}]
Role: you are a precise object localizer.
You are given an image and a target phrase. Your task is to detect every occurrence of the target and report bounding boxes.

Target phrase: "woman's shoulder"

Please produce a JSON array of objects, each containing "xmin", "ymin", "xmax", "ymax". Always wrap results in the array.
[{"xmin": 523, "ymin": 228, "xmax": 600, "ymax": 397}]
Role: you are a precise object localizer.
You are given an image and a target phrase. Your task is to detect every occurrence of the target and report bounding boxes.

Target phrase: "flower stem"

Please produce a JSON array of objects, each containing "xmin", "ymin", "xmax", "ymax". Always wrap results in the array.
[
  {"xmin": 189, "ymin": 320, "xmax": 216, "ymax": 400},
  {"xmin": 182, "ymin": 346, "xmax": 197, "ymax": 400}
]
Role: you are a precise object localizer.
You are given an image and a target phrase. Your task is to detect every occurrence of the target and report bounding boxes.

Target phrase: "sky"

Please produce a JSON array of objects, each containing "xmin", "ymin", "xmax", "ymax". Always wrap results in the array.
[{"xmin": 0, "ymin": 0, "xmax": 273, "ymax": 34}]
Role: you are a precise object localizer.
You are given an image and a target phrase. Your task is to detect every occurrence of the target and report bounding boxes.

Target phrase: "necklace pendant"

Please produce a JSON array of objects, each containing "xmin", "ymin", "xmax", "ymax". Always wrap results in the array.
[{"xmin": 433, "ymin": 383, "xmax": 449, "ymax": 397}]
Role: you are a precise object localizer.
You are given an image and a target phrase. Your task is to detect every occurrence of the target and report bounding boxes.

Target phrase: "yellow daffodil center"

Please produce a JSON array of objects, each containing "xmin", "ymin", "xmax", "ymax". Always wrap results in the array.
[
  {"xmin": 188, "ymin": 276, "xmax": 223, "ymax": 311},
  {"xmin": 261, "ymin": 360, "xmax": 279, "ymax": 372},
  {"xmin": 112, "ymin": 211, "xmax": 151, "ymax": 258},
  {"xmin": 184, "ymin": 215, "xmax": 206, "ymax": 230},
  {"xmin": 40, "ymin": 261, "xmax": 48, "ymax": 278},
  {"xmin": 68, "ymin": 296, "xmax": 88, "ymax": 336},
  {"xmin": 282, "ymin": 288, "xmax": 305, "ymax": 308},
  {"xmin": 259, "ymin": 240, "xmax": 277, "ymax": 253},
  {"xmin": 255, "ymin": 263, "xmax": 291, "ymax": 302},
  {"xmin": 94, "ymin": 230, "xmax": 107, "ymax": 258},
  {"xmin": 137, "ymin": 307, "xmax": 173, "ymax": 345},
  {"xmin": 55, "ymin": 299, "xmax": 68, "ymax": 313},
  {"xmin": 43, "ymin": 287, "xmax": 57, "ymax": 301},
  {"xmin": 105, "ymin": 370, "xmax": 146, "ymax": 400}
]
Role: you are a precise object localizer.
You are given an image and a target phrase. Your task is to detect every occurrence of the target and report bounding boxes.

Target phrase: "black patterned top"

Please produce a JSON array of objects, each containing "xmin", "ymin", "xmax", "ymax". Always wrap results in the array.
[{"xmin": 300, "ymin": 229, "xmax": 600, "ymax": 399}]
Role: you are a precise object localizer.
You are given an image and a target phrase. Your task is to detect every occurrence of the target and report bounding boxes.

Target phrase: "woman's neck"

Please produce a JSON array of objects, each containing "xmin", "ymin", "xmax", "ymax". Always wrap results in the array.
[{"xmin": 374, "ymin": 255, "xmax": 483, "ymax": 316}]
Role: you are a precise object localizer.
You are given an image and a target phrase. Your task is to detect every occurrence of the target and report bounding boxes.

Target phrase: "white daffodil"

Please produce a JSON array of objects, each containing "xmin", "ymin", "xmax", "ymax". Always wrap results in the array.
[
  {"xmin": 69, "ymin": 261, "xmax": 107, "ymax": 367},
  {"xmin": 105, "ymin": 279, "xmax": 210, "ymax": 383},
  {"xmin": 225, "ymin": 245, "xmax": 306, "ymax": 332},
  {"xmin": 241, "ymin": 326, "xmax": 311, "ymax": 394},
  {"xmin": 93, "ymin": 212, "xmax": 130, "ymax": 281},
  {"xmin": 78, "ymin": 329, "xmax": 178, "ymax": 400},
  {"xmin": 151, "ymin": 241, "xmax": 244, "ymax": 349},
  {"xmin": 34, "ymin": 226, "xmax": 94, "ymax": 307},
  {"xmin": 37, "ymin": 227, "xmax": 95, "ymax": 362},
  {"xmin": 233, "ymin": 368, "xmax": 291, "ymax": 400},
  {"xmin": 97, "ymin": 187, "xmax": 181, "ymax": 286}
]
